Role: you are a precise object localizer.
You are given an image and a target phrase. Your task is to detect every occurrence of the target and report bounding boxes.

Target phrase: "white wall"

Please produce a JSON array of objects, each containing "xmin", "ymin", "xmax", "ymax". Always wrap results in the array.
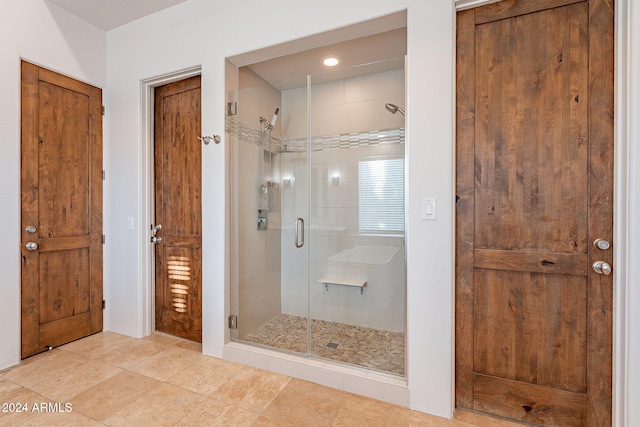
[{"xmin": 0, "ymin": 1, "xmax": 106, "ymax": 370}]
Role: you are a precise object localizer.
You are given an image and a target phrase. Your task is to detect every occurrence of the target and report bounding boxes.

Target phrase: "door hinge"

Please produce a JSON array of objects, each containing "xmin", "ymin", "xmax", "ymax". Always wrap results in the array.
[
  {"xmin": 102, "ymin": 235, "xmax": 106, "ymax": 244},
  {"xmin": 102, "ymin": 106, "xmax": 105, "ymax": 116},
  {"xmin": 228, "ymin": 315, "xmax": 238, "ymax": 329},
  {"xmin": 102, "ymin": 300, "xmax": 106, "ymax": 309},
  {"xmin": 102, "ymin": 170, "xmax": 105, "ymax": 180}
]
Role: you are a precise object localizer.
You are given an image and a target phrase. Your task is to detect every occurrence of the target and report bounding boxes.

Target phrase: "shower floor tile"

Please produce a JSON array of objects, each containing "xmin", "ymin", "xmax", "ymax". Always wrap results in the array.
[{"xmin": 241, "ymin": 314, "xmax": 405, "ymax": 376}]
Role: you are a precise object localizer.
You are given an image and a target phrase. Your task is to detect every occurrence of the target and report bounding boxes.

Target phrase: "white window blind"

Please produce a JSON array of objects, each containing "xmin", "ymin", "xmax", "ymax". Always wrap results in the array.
[{"xmin": 359, "ymin": 158, "xmax": 405, "ymax": 234}]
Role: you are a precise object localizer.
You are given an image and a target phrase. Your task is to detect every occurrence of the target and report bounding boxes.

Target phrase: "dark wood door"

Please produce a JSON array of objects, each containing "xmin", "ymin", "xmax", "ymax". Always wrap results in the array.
[
  {"xmin": 21, "ymin": 61, "xmax": 103, "ymax": 358},
  {"xmin": 456, "ymin": 0, "xmax": 613, "ymax": 425},
  {"xmin": 154, "ymin": 76, "xmax": 202, "ymax": 342}
]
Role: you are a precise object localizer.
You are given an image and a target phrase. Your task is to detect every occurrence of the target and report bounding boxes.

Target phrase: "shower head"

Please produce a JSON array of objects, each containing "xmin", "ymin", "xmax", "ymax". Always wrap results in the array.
[
  {"xmin": 385, "ymin": 103, "xmax": 405, "ymax": 116},
  {"xmin": 264, "ymin": 107, "xmax": 280, "ymax": 131},
  {"xmin": 270, "ymin": 107, "xmax": 279, "ymax": 127}
]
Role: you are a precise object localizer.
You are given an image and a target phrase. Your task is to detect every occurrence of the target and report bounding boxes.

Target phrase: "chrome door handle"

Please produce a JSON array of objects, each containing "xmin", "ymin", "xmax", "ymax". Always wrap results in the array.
[
  {"xmin": 592, "ymin": 261, "xmax": 612, "ymax": 276},
  {"xmin": 295, "ymin": 218, "xmax": 304, "ymax": 248},
  {"xmin": 25, "ymin": 225, "xmax": 37, "ymax": 234},
  {"xmin": 25, "ymin": 242, "xmax": 38, "ymax": 251}
]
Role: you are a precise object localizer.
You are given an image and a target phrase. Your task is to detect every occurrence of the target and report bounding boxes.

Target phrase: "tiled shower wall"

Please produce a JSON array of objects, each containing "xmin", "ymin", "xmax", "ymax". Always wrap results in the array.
[{"xmin": 280, "ymin": 68, "xmax": 406, "ymax": 332}]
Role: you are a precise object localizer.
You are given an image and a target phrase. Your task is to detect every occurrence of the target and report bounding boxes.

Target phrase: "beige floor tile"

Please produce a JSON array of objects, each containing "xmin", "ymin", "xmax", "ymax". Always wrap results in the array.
[
  {"xmin": 142, "ymin": 331, "xmax": 183, "ymax": 346},
  {"xmin": 3, "ymin": 350, "xmax": 88, "ymax": 389},
  {"xmin": 59, "ymin": 332, "xmax": 136, "ymax": 359},
  {"xmin": 0, "ymin": 378, "xmax": 46, "ymax": 427},
  {"xmin": 260, "ymin": 378, "xmax": 347, "ymax": 427},
  {"xmin": 174, "ymin": 339, "xmax": 202, "ymax": 352},
  {"xmin": 209, "ymin": 366, "xmax": 291, "ymax": 412},
  {"xmin": 167, "ymin": 355, "xmax": 243, "ymax": 395},
  {"xmin": 410, "ymin": 410, "xmax": 471, "ymax": 426},
  {"xmin": 103, "ymin": 382, "xmax": 205, "ymax": 427},
  {"xmin": 332, "ymin": 394, "xmax": 411, "ymax": 427},
  {"xmin": 17, "ymin": 408, "xmax": 103, "ymax": 426},
  {"xmin": 94, "ymin": 348, "xmax": 148, "ymax": 369},
  {"xmin": 69, "ymin": 370, "xmax": 161, "ymax": 422},
  {"xmin": 454, "ymin": 409, "xmax": 525, "ymax": 427},
  {"xmin": 29, "ymin": 359, "xmax": 122, "ymax": 402},
  {"xmin": 174, "ymin": 397, "xmax": 260, "ymax": 426},
  {"xmin": 127, "ymin": 345, "xmax": 202, "ymax": 381}
]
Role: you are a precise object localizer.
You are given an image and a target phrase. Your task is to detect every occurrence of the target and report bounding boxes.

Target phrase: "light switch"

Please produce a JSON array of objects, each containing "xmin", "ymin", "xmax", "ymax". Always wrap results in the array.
[{"xmin": 422, "ymin": 198, "xmax": 437, "ymax": 220}]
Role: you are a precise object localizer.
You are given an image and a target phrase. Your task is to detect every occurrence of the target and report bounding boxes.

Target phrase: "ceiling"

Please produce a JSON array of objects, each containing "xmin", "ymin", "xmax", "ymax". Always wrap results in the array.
[
  {"xmin": 47, "ymin": 0, "xmax": 189, "ymax": 30},
  {"xmin": 247, "ymin": 28, "xmax": 407, "ymax": 91}
]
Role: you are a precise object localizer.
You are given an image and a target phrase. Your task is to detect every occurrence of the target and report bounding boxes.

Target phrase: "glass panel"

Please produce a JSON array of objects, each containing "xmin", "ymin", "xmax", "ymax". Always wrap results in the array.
[
  {"xmin": 226, "ymin": 57, "xmax": 406, "ymax": 376},
  {"xmin": 226, "ymin": 63, "xmax": 309, "ymax": 354},
  {"xmin": 308, "ymin": 60, "xmax": 406, "ymax": 376}
]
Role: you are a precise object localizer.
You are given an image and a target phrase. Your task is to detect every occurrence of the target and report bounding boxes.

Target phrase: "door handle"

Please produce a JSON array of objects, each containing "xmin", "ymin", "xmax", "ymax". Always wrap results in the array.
[
  {"xmin": 295, "ymin": 218, "xmax": 304, "ymax": 248},
  {"xmin": 25, "ymin": 225, "xmax": 37, "ymax": 234},
  {"xmin": 25, "ymin": 242, "xmax": 38, "ymax": 251},
  {"xmin": 151, "ymin": 236, "xmax": 163, "ymax": 244},
  {"xmin": 592, "ymin": 261, "xmax": 612, "ymax": 276}
]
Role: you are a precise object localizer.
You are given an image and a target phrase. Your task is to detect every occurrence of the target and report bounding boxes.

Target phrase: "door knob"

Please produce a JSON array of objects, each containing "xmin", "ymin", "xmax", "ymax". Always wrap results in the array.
[
  {"xmin": 592, "ymin": 261, "xmax": 612, "ymax": 275},
  {"xmin": 151, "ymin": 236, "xmax": 162, "ymax": 244},
  {"xmin": 25, "ymin": 225, "xmax": 37, "ymax": 234},
  {"xmin": 25, "ymin": 242, "xmax": 38, "ymax": 251}
]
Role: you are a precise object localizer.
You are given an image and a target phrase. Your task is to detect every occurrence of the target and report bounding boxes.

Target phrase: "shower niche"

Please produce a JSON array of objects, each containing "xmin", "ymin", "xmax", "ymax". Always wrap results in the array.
[{"xmin": 226, "ymin": 22, "xmax": 407, "ymax": 376}]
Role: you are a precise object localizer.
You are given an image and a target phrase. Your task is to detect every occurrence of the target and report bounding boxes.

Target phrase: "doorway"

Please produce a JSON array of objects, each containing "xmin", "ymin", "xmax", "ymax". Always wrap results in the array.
[
  {"xmin": 20, "ymin": 61, "xmax": 104, "ymax": 358},
  {"xmin": 153, "ymin": 75, "xmax": 203, "ymax": 342},
  {"xmin": 455, "ymin": 0, "xmax": 614, "ymax": 425}
]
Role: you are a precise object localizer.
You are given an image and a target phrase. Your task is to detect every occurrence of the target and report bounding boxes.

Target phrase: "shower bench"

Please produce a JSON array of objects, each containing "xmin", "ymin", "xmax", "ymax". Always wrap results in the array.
[{"xmin": 319, "ymin": 277, "xmax": 367, "ymax": 295}]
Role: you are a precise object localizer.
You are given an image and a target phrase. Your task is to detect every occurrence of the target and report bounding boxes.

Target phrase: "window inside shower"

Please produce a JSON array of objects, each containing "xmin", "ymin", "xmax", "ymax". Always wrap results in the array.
[{"xmin": 225, "ymin": 27, "xmax": 406, "ymax": 377}]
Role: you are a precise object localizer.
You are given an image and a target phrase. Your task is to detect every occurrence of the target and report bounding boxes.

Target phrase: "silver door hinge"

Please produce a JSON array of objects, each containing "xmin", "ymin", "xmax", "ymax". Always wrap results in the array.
[
  {"xmin": 228, "ymin": 315, "xmax": 238, "ymax": 329},
  {"xmin": 102, "ymin": 300, "xmax": 106, "ymax": 309},
  {"xmin": 102, "ymin": 170, "xmax": 105, "ymax": 180},
  {"xmin": 102, "ymin": 235, "xmax": 106, "ymax": 244},
  {"xmin": 102, "ymin": 106, "xmax": 105, "ymax": 116}
]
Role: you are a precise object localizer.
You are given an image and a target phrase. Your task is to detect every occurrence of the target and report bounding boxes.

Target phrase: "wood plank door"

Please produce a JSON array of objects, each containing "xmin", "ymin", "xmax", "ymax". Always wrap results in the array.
[
  {"xmin": 154, "ymin": 76, "xmax": 202, "ymax": 342},
  {"xmin": 455, "ymin": 0, "xmax": 614, "ymax": 425},
  {"xmin": 21, "ymin": 61, "xmax": 103, "ymax": 358}
]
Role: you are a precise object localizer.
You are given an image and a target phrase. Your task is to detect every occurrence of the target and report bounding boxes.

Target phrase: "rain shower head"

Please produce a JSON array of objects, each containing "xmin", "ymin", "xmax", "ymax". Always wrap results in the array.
[{"xmin": 385, "ymin": 103, "xmax": 405, "ymax": 116}]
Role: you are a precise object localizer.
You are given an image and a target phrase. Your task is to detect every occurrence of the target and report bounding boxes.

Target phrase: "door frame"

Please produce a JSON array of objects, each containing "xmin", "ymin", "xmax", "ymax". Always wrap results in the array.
[
  {"xmin": 454, "ymin": 0, "xmax": 629, "ymax": 425},
  {"xmin": 140, "ymin": 66, "xmax": 202, "ymax": 337}
]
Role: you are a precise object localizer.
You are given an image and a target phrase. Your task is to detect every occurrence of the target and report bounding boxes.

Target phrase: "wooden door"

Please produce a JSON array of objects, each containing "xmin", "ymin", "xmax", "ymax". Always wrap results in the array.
[
  {"xmin": 21, "ymin": 61, "xmax": 103, "ymax": 358},
  {"xmin": 154, "ymin": 76, "xmax": 202, "ymax": 342},
  {"xmin": 455, "ymin": 0, "xmax": 613, "ymax": 425}
]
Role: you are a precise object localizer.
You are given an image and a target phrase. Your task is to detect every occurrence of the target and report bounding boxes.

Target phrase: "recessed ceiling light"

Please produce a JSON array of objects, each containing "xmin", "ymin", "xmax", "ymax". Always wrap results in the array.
[{"xmin": 323, "ymin": 56, "xmax": 340, "ymax": 67}]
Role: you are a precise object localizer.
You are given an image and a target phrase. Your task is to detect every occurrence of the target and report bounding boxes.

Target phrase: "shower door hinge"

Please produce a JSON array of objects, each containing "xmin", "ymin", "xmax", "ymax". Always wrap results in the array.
[{"xmin": 228, "ymin": 315, "xmax": 238, "ymax": 329}]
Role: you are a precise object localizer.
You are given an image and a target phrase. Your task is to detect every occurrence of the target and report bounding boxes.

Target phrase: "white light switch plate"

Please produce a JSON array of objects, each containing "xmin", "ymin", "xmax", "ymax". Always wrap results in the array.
[{"xmin": 422, "ymin": 198, "xmax": 437, "ymax": 220}]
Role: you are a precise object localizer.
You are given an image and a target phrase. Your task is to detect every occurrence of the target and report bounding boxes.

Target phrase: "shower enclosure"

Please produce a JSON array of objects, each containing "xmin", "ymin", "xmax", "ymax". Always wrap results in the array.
[{"xmin": 226, "ymin": 57, "xmax": 406, "ymax": 376}]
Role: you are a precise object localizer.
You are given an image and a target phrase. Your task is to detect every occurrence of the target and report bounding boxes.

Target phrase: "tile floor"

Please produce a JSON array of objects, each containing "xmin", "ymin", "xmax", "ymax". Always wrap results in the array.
[
  {"xmin": 242, "ymin": 314, "xmax": 405, "ymax": 375},
  {"xmin": 0, "ymin": 332, "xmax": 523, "ymax": 426}
]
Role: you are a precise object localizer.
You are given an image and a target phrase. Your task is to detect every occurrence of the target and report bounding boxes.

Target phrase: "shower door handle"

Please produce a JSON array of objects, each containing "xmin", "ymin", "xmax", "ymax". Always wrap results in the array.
[{"xmin": 295, "ymin": 218, "xmax": 304, "ymax": 248}]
